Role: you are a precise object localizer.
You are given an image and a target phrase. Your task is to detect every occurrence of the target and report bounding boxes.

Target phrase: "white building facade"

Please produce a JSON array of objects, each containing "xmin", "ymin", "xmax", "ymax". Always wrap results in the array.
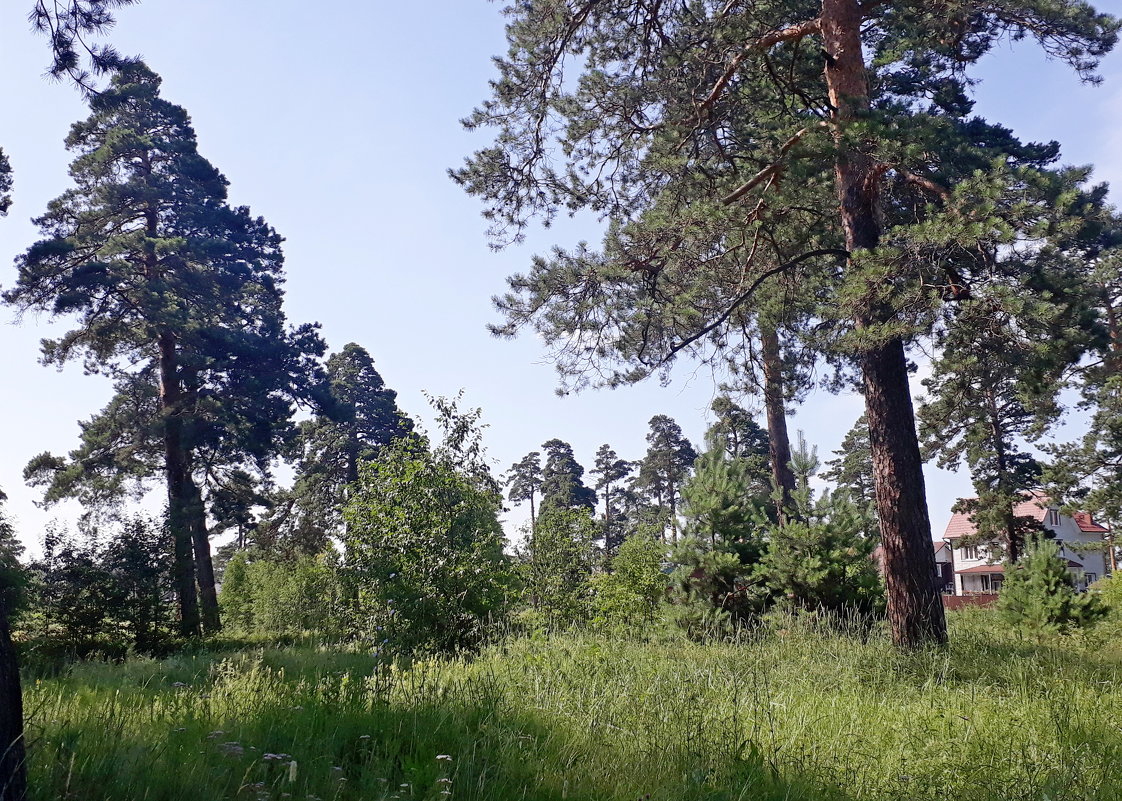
[{"xmin": 940, "ymin": 493, "xmax": 1109, "ymax": 596}]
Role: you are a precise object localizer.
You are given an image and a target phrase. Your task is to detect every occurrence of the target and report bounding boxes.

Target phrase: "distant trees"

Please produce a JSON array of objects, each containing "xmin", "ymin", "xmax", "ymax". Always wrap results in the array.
[
  {"xmin": 343, "ymin": 399, "xmax": 512, "ymax": 655},
  {"xmin": 505, "ymin": 451, "xmax": 543, "ymax": 534},
  {"xmin": 635, "ymin": 416, "xmax": 696, "ymax": 543},
  {"xmin": 0, "ymin": 492, "xmax": 25, "ymax": 801},
  {"xmin": 540, "ymin": 439, "xmax": 597, "ymax": 512},
  {"xmin": 590, "ymin": 444, "xmax": 632, "ymax": 555},
  {"xmin": 458, "ymin": 0, "xmax": 1120, "ymax": 647},
  {"xmin": 5, "ymin": 64, "xmax": 325, "ymax": 635}
]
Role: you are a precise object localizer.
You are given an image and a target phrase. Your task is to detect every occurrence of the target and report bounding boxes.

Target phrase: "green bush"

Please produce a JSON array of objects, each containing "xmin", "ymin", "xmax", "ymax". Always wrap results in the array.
[
  {"xmin": 590, "ymin": 533, "xmax": 668, "ymax": 629},
  {"xmin": 343, "ymin": 436, "xmax": 513, "ymax": 656},
  {"xmin": 998, "ymin": 536, "xmax": 1107, "ymax": 636},
  {"xmin": 218, "ymin": 551, "xmax": 344, "ymax": 638}
]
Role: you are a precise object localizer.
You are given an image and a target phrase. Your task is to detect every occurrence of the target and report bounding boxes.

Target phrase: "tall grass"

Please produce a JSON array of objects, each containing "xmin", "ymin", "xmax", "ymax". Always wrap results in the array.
[{"xmin": 21, "ymin": 611, "xmax": 1122, "ymax": 801}]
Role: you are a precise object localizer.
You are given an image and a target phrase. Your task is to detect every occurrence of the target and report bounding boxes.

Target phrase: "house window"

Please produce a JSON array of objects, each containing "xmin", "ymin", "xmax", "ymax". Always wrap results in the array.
[
  {"xmin": 961, "ymin": 545, "xmax": 980, "ymax": 560},
  {"xmin": 1085, "ymin": 573, "xmax": 1097, "ymax": 585},
  {"xmin": 1047, "ymin": 508, "xmax": 1060, "ymax": 527},
  {"xmin": 980, "ymin": 575, "xmax": 990, "ymax": 592}
]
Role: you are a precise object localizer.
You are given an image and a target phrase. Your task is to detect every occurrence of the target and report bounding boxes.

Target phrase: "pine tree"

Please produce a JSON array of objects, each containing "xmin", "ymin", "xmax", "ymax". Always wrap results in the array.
[
  {"xmin": 635, "ymin": 416, "xmax": 697, "ymax": 543},
  {"xmin": 822, "ymin": 415, "xmax": 878, "ymax": 537},
  {"xmin": 4, "ymin": 63, "xmax": 323, "ymax": 635},
  {"xmin": 287, "ymin": 343, "xmax": 411, "ymax": 541},
  {"xmin": 539, "ymin": 439, "xmax": 597, "ymax": 512},
  {"xmin": 998, "ymin": 536, "xmax": 1107, "ymax": 636},
  {"xmin": 456, "ymin": 0, "xmax": 1119, "ymax": 645},
  {"xmin": 0, "ymin": 490, "xmax": 25, "ymax": 801},
  {"xmin": 590, "ymin": 444, "xmax": 633, "ymax": 555},
  {"xmin": 506, "ymin": 451, "xmax": 544, "ymax": 534}
]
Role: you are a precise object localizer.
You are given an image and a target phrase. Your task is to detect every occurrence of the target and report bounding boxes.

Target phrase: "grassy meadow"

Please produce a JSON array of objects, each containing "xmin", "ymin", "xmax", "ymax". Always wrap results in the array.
[{"xmin": 20, "ymin": 610, "xmax": 1122, "ymax": 801}]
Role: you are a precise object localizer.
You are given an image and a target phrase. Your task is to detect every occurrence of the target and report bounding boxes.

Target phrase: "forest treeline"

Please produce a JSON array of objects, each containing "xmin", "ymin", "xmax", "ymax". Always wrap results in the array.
[{"xmin": 3, "ymin": 1, "xmax": 1122, "ymax": 799}]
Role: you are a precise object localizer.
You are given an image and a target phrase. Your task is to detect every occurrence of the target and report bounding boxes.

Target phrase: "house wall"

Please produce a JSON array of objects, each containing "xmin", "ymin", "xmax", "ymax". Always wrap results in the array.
[{"xmin": 949, "ymin": 510, "xmax": 1109, "ymax": 595}]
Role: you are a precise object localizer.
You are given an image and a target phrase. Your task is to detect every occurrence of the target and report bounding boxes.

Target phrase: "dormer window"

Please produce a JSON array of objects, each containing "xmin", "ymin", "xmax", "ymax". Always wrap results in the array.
[{"xmin": 1047, "ymin": 508, "xmax": 1060, "ymax": 528}]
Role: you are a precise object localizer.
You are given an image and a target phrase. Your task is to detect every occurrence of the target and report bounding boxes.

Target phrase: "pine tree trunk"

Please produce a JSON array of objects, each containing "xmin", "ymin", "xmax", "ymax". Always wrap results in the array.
[
  {"xmin": 760, "ymin": 324, "xmax": 797, "ymax": 520},
  {"xmin": 159, "ymin": 329, "xmax": 201, "ymax": 637},
  {"xmin": 189, "ymin": 478, "xmax": 221, "ymax": 633},
  {"xmin": 0, "ymin": 599, "xmax": 26, "ymax": 801},
  {"xmin": 821, "ymin": 0, "xmax": 947, "ymax": 647}
]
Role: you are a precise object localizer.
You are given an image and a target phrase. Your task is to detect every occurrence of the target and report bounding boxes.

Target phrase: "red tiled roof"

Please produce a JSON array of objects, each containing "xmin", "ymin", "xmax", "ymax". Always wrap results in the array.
[
  {"xmin": 1073, "ymin": 512, "xmax": 1110, "ymax": 533},
  {"xmin": 943, "ymin": 493, "xmax": 1049, "ymax": 539}
]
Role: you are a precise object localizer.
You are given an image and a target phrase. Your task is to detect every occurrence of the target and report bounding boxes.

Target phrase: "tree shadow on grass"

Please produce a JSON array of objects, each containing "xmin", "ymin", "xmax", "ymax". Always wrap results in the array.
[{"xmin": 25, "ymin": 673, "xmax": 853, "ymax": 801}]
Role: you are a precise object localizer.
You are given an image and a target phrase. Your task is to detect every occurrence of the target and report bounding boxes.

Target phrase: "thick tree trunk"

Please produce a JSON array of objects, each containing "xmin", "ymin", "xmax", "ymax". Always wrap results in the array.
[
  {"xmin": 0, "ymin": 599, "xmax": 26, "ymax": 801},
  {"xmin": 159, "ymin": 330, "xmax": 201, "ymax": 637},
  {"xmin": 189, "ymin": 479, "xmax": 221, "ymax": 633},
  {"xmin": 821, "ymin": 0, "xmax": 947, "ymax": 646},
  {"xmin": 760, "ymin": 325, "xmax": 797, "ymax": 520}
]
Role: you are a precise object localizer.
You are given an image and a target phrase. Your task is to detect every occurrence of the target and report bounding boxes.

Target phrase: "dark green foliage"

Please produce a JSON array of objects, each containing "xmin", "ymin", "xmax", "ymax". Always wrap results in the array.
[
  {"xmin": 518, "ymin": 506, "xmax": 597, "ymax": 629},
  {"xmin": 590, "ymin": 533, "xmax": 668, "ymax": 628},
  {"xmin": 635, "ymin": 415, "xmax": 697, "ymax": 542},
  {"xmin": 590, "ymin": 444, "xmax": 633, "ymax": 554},
  {"xmin": 29, "ymin": 517, "xmax": 175, "ymax": 656},
  {"xmin": 822, "ymin": 415, "xmax": 876, "ymax": 520},
  {"xmin": 539, "ymin": 439, "xmax": 597, "ymax": 511},
  {"xmin": 505, "ymin": 450, "xmax": 543, "ymax": 531},
  {"xmin": 4, "ymin": 62, "xmax": 325, "ymax": 634},
  {"xmin": 682, "ymin": 428, "xmax": 771, "ymax": 551},
  {"xmin": 343, "ymin": 400, "xmax": 512, "ymax": 656},
  {"xmin": 756, "ymin": 491, "xmax": 882, "ymax": 618},
  {"xmin": 31, "ymin": 0, "xmax": 139, "ymax": 92},
  {"xmin": 0, "ymin": 491, "xmax": 26, "ymax": 619},
  {"xmin": 920, "ymin": 277, "xmax": 1096, "ymax": 559},
  {"xmin": 0, "ymin": 147, "xmax": 11, "ymax": 216},
  {"xmin": 998, "ymin": 537, "xmax": 1107, "ymax": 636},
  {"xmin": 284, "ymin": 343, "xmax": 411, "ymax": 543}
]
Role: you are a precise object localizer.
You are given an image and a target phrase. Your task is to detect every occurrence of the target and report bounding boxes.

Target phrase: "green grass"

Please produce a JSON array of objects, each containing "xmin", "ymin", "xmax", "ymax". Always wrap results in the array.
[{"xmin": 20, "ymin": 611, "xmax": 1122, "ymax": 801}]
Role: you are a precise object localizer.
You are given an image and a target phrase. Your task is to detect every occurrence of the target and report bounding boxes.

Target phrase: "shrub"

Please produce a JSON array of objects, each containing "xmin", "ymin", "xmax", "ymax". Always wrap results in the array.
[
  {"xmin": 998, "ymin": 536, "xmax": 1107, "ymax": 636},
  {"xmin": 590, "ymin": 534, "xmax": 668, "ymax": 629},
  {"xmin": 343, "ymin": 436, "xmax": 513, "ymax": 656}
]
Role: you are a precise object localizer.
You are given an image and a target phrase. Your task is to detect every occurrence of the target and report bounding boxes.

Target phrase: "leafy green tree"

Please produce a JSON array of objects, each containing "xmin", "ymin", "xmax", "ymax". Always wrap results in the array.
[
  {"xmin": 5, "ymin": 63, "xmax": 323, "ymax": 635},
  {"xmin": 590, "ymin": 534, "xmax": 668, "ymax": 629},
  {"xmin": 756, "ymin": 491, "xmax": 882, "ymax": 617},
  {"xmin": 343, "ymin": 400, "xmax": 512, "ymax": 655},
  {"xmin": 539, "ymin": 439, "xmax": 597, "ymax": 512},
  {"xmin": 635, "ymin": 416, "xmax": 697, "ymax": 543},
  {"xmin": 822, "ymin": 415, "xmax": 877, "ymax": 536},
  {"xmin": 920, "ymin": 283, "xmax": 1091, "ymax": 562},
  {"xmin": 590, "ymin": 444, "xmax": 633, "ymax": 555},
  {"xmin": 682, "ymin": 428, "xmax": 771, "ymax": 550},
  {"xmin": 286, "ymin": 343, "xmax": 411, "ymax": 541},
  {"xmin": 998, "ymin": 536, "xmax": 1107, "ymax": 637},
  {"xmin": 456, "ymin": 0, "xmax": 1119, "ymax": 647},
  {"xmin": 506, "ymin": 451, "xmax": 544, "ymax": 534},
  {"xmin": 0, "ymin": 491, "xmax": 23, "ymax": 801},
  {"xmin": 519, "ymin": 506, "xmax": 597, "ymax": 629}
]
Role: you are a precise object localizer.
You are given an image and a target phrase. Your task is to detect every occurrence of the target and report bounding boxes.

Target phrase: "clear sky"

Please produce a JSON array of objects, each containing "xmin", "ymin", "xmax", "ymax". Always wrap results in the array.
[{"xmin": 1, "ymin": 1, "xmax": 1121, "ymax": 551}]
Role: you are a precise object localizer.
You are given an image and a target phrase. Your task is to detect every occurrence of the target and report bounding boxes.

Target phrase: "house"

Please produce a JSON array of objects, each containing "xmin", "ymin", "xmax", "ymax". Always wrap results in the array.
[
  {"xmin": 871, "ymin": 540, "xmax": 954, "ymax": 594},
  {"xmin": 939, "ymin": 491, "xmax": 1109, "ymax": 596}
]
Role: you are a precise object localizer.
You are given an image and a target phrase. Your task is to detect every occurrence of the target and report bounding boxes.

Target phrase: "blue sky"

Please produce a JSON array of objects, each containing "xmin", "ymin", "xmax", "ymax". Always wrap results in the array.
[{"xmin": 1, "ymin": 1, "xmax": 1121, "ymax": 550}]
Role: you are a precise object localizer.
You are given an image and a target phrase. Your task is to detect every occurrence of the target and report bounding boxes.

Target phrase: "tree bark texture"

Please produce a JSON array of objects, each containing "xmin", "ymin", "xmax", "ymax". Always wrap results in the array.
[
  {"xmin": 159, "ymin": 329, "xmax": 201, "ymax": 637},
  {"xmin": 189, "ymin": 478, "xmax": 221, "ymax": 633},
  {"xmin": 820, "ymin": 0, "xmax": 947, "ymax": 646},
  {"xmin": 760, "ymin": 325, "xmax": 797, "ymax": 520},
  {"xmin": 0, "ymin": 600, "xmax": 26, "ymax": 801}
]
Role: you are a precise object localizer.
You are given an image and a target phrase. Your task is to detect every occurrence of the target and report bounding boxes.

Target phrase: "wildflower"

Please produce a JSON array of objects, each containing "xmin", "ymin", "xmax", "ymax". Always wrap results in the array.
[
  {"xmin": 359, "ymin": 735, "xmax": 371, "ymax": 740},
  {"xmin": 436, "ymin": 754, "xmax": 453, "ymax": 761},
  {"xmin": 206, "ymin": 730, "xmax": 225, "ymax": 739},
  {"xmin": 441, "ymin": 792, "xmax": 452, "ymax": 797},
  {"xmin": 171, "ymin": 682, "xmax": 187, "ymax": 688},
  {"xmin": 218, "ymin": 742, "xmax": 245, "ymax": 758},
  {"xmin": 437, "ymin": 778, "xmax": 453, "ymax": 783},
  {"xmin": 172, "ymin": 727, "xmax": 186, "ymax": 733},
  {"xmin": 263, "ymin": 753, "xmax": 292, "ymax": 762}
]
